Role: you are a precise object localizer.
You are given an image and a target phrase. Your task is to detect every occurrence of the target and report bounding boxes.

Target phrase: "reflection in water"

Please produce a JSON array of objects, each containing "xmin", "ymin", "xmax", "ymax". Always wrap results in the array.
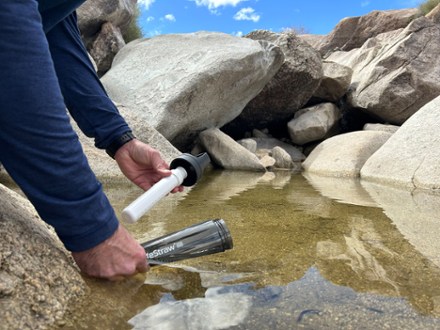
[
  {"xmin": 362, "ymin": 182, "xmax": 440, "ymax": 268},
  {"xmin": 317, "ymin": 216, "xmax": 400, "ymax": 295},
  {"xmin": 303, "ymin": 173, "xmax": 377, "ymax": 207},
  {"xmin": 24, "ymin": 170, "xmax": 440, "ymax": 329},
  {"xmin": 130, "ymin": 267, "xmax": 440, "ymax": 330}
]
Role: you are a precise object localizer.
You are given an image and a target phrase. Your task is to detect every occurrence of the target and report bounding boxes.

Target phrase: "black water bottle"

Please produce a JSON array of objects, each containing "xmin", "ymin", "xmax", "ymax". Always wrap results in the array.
[{"xmin": 141, "ymin": 219, "xmax": 233, "ymax": 266}]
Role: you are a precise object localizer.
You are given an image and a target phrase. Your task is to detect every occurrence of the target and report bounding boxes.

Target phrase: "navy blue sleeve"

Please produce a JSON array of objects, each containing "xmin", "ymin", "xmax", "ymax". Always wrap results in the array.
[
  {"xmin": 0, "ymin": 0, "xmax": 119, "ymax": 252},
  {"xmin": 46, "ymin": 10, "xmax": 132, "ymax": 150},
  {"xmin": 38, "ymin": 0, "xmax": 86, "ymax": 32}
]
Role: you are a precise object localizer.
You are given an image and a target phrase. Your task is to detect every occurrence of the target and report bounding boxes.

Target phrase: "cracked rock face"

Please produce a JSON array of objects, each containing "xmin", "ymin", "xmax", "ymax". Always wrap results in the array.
[
  {"xmin": 329, "ymin": 17, "xmax": 440, "ymax": 125},
  {"xmin": 318, "ymin": 8, "xmax": 420, "ymax": 56}
]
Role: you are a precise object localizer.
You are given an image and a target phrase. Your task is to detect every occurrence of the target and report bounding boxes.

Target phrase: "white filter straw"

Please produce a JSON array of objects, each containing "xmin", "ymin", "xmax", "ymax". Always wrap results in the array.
[{"xmin": 122, "ymin": 167, "xmax": 187, "ymax": 224}]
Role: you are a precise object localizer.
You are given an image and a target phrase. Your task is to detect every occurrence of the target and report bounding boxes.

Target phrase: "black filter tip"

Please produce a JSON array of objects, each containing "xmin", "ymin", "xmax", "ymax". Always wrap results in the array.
[{"xmin": 170, "ymin": 152, "xmax": 211, "ymax": 186}]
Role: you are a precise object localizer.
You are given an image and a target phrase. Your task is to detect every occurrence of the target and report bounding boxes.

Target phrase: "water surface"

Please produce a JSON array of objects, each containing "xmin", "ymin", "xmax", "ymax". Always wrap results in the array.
[{"xmin": 55, "ymin": 170, "xmax": 440, "ymax": 329}]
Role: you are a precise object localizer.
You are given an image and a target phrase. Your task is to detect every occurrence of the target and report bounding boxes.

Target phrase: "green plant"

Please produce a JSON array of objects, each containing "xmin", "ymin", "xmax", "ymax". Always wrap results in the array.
[
  {"xmin": 419, "ymin": 0, "xmax": 440, "ymax": 15},
  {"xmin": 122, "ymin": 5, "xmax": 143, "ymax": 43}
]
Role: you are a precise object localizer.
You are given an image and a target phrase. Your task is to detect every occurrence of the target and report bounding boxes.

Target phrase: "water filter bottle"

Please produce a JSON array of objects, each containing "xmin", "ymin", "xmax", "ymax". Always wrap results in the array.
[
  {"xmin": 142, "ymin": 219, "xmax": 233, "ymax": 266},
  {"xmin": 122, "ymin": 153, "xmax": 211, "ymax": 224}
]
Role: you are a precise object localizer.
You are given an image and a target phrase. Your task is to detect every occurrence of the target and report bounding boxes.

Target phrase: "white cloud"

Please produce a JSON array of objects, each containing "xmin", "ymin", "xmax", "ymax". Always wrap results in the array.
[
  {"xmin": 232, "ymin": 31, "xmax": 244, "ymax": 37},
  {"xmin": 146, "ymin": 16, "xmax": 155, "ymax": 22},
  {"xmin": 361, "ymin": 1, "xmax": 370, "ymax": 7},
  {"xmin": 164, "ymin": 14, "xmax": 176, "ymax": 22},
  {"xmin": 138, "ymin": 0, "xmax": 156, "ymax": 10},
  {"xmin": 145, "ymin": 29, "xmax": 162, "ymax": 37},
  {"xmin": 193, "ymin": 0, "xmax": 247, "ymax": 10},
  {"xmin": 233, "ymin": 7, "xmax": 260, "ymax": 22}
]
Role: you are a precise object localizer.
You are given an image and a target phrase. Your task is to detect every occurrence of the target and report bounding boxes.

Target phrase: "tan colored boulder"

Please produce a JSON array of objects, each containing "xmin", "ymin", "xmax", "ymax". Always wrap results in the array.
[
  {"xmin": 330, "ymin": 17, "xmax": 440, "ymax": 124},
  {"xmin": 0, "ymin": 184, "xmax": 85, "ymax": 329},
  {"xmin": 318, "ymin": 9, "xmax": 420, "ymax": 56},
  {"xmin": 319, "ymin": 16, "xmax": 360, "ymax": 55},
  {"xmin": 303, "ymin": 131, "xmax": 392, "ymax": 177}
]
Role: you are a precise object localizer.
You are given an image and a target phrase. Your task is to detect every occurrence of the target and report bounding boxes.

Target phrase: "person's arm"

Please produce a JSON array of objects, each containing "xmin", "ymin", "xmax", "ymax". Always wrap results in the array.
[
  {"xmin": 0, "ymin": 1, "xmax": 148, "ymax": 280},
  {"xmin": 45, "ymin": 11, "xmax": 183, "ymax": 193},
  {"xmin": 46, "ymin": 11, "xmax": 131, "ymax": 152}
]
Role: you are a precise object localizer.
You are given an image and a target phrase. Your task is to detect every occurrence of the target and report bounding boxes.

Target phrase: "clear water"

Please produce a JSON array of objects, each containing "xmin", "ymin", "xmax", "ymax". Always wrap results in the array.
[{"xmin": 50, "ymin": 170, "xmax": 440, "ymax": 329}]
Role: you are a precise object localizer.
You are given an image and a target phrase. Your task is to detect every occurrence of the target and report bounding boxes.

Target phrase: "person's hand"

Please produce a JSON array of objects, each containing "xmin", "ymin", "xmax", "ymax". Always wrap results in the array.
[
  {"xmin": 114, "ymin": 139, "xmax": 183, "ymax": 193},
  {"xmin": 72, "ymin": 224, "xmax": 149, "ymax": 281}
]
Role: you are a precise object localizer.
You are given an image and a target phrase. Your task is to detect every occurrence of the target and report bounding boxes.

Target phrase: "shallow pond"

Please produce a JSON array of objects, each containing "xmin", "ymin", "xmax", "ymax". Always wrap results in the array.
[{"xmin": 56, "ymin": 170, "xmax": 440, "ymax": 329}]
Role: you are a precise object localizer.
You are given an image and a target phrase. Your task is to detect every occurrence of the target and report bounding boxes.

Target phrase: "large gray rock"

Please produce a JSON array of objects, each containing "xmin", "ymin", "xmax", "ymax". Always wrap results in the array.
[
  {"xmin": 101, "ymin": 32, "xmax": 284, "ymax": 151},
  {"xmin": 0, "ymin": 184, "xmax": 85, "ymax": 329},
  {"xmin": 302, "ymin": 131, "xmax": 392, "ymax": 177},
  {"xmin": 272, "ymin": 146, "xmax": 299, "ymax": 170},
  {"xmin": 313, "ymin": 61, "xmax": 352, "ymax": 102},
  {"xmin": 199, "ymin": 128, "xmax": 266, "ymax": 171},
  {"xmin": 90, "ymin": 22, "xmax": 126, "ymax": 76},
  {"xmin": 318, "ymin": 16, "xmax": 360, "ymax": 56},
  {"xmin": 318, "ymin": 9, "xmax": 420, "ymax": 56},
  {"xmin": 326, "ymin": 28, "xmax": 403, "ymax": 72},
  {"xmin": 77, "ymin": 0, "xmax": 136, "ymax": 76},
  {"xmin": 360, "ymin": 95, "xmax": 440, "ymax": 190},
  {"xmin": 225, "ymin": 30, "xmax": 322, "ymax": 131},
  {"xmin": 288, "ymin": 103, "xmax": 341, "ymax": 145},
  {"xmin": 330, "ymin": 17, "xmax": 440, "ymax": 124},
  {"xmin": 77, "ymin": 0, "xmax": 136, "ymax": 45}
]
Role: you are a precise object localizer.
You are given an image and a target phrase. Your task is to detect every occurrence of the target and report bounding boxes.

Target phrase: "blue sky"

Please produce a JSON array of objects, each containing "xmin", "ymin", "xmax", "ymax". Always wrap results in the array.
[{"xmin": 137, "ymin": 0, "xmax": 423, "ymax": 37}]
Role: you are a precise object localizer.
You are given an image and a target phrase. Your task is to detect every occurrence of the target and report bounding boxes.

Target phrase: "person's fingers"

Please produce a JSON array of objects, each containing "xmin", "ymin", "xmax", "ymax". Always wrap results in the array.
[
  {"xmin": 137, "ymin": 260, "xmax": 150, "ymax": 273},
  {"xmin": 171, "ymin": 185, "xmax": 184, "ymax": 193}
]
